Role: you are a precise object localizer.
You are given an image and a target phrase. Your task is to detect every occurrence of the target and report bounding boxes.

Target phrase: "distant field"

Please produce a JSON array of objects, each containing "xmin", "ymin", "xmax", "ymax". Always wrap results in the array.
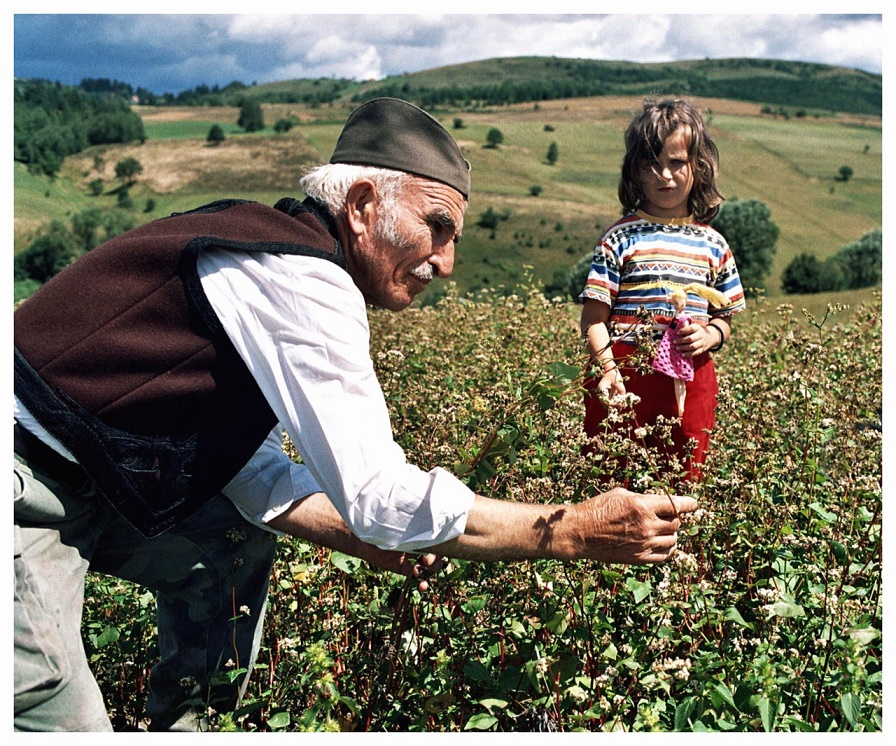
[{"xmin": 16, "ymin": 95, "xmax": 881, "ymax": 301}]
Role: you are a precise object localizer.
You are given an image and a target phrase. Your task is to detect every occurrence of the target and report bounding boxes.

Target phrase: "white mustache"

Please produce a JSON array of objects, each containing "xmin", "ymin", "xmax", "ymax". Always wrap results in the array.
[{"xmin": 409, "ymin": 263, "xmax": 434, "ymax": 283}]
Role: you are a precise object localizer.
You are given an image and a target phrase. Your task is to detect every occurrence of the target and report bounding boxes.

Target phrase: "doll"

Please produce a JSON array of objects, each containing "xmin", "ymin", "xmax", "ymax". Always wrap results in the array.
[{"xmin": 650, "ymin": 283, "xmax": 731, "ymax": 415}]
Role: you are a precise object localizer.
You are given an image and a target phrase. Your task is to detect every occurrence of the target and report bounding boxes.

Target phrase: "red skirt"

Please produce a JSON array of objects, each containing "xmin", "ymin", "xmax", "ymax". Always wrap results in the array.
[{"xmin": 583, "ymin": 341, "xmax": 719, "ymax": 484}]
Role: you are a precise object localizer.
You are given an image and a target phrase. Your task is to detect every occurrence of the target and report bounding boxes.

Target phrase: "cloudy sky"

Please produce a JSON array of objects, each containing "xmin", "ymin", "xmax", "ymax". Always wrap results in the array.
[{"xmin": 11, "ymin": 9, "xmax": 883, "ymax": 96}]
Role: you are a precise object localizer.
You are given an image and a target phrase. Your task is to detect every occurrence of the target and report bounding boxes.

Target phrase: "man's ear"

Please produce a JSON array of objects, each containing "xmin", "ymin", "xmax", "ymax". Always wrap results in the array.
[{"xmin": 344, "ymin": 179, "xmax": 378, "ymax": 238}]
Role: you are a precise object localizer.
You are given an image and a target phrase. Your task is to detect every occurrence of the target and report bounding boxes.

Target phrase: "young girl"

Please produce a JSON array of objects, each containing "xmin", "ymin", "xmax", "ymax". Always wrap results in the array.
[{"xmin": 580, "ymin": 98, "xmax": 746, "ymax": 485}]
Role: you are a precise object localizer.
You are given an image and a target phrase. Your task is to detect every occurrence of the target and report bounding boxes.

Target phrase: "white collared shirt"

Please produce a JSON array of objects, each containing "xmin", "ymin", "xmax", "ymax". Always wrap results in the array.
[{"xmin": 196, "ymin": 248, "xmax": 474, "ymax": 551}]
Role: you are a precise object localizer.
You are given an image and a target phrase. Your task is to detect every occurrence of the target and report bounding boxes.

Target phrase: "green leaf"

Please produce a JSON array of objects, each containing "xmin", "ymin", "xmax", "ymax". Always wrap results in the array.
[
  {"xmin": 766, "ymin": 597, "xmax": 805, "ymax": 618},
  {"xmin": 94, "ymin": 625, "xmax": 120, "ymax": 648},
  {"xmin": 463, "ymin": 660, "xmax": 493, "ymax": 683},
  {"xmin": 831, "ymin": 540, "xmax": 848, "ymax": 563},
  {"xmin": 330, "ymin": 551, "xmax": 362, "ymax": 574},
  {"xmin": 625, "ymin": 576, "xmax": 653, "ymax": 603},
  {"xmin": 479, "ymin": 698, "xmax": 509, "ymax": 712},
  {"xmin": 724, "ymin": 606, "xmax": 754, "ymax": 629},
  {"xmin": 674, "ymin": 698, "xmax": 697, "ymax": 731},
  {"xmin": 841, "ymin": 692, "xmax": 861, "ymax": 728},
  {"xmin": 758, "ymin": 696, "xmax": 774, "ymax": 732},
  {"xmin": 713, "ymin": 682, "xmax": 738, "ymax": 711},
  {"xmin": 546, "ymin": 360, "xmax": 580, "ymax": 385},
  {"xmin": 809, "ymin": 502, "xmax": 837, "ymax": 523},
  {"xmin": 267, "ymin": 711, "xmax": 291, "ymax": 730},
  {"xmin": 465, "ymin": 713, "xmax": 498, "ymax": 730},
  {"xmin": 846, "ymin": 626, "xmax": 879, "ymax": 647}
]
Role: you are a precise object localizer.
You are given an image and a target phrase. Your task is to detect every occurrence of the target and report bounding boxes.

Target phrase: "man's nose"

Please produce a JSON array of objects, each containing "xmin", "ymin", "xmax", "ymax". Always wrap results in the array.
[{"xmin": 431, "ymin": 243, "xmax": 455, "ymax": 278}]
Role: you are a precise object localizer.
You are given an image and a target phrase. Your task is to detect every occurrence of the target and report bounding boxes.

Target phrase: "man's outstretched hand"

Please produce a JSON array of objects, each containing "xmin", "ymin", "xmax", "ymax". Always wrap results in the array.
[{"xmin": 573, "ymin": 487, "xmax": 698, "ymax": 565}]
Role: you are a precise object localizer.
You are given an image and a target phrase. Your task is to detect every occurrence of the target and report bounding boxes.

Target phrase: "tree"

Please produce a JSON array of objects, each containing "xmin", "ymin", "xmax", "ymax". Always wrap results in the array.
[
  {"xmin": 207, "ymin": 124, "xmax": 226, "ymax": 145},
  {"xmin": 485, "ymin": 128, "xmax": 504, "ymax": 148},
  {"xmin": 114, "ymin": 157, "xmax": 143, "ymax": 184},
  {"xmin": 711, "ymin": 198, "xmax": 779, "ymax": 295},
  {"xmin": 237, "ymin": 98, "xmax": 264, "ymax": 132},
  {"xmin": 546, "ymin": 141, "xmax": 559, "ymax": 165},
  {"xmin": 14, "ymin": 220, "xmax": 78, "ymax": 283},
  {"xmin": 477, "ymin": 206, "xmax": 509, "ymax": 231},
  {"xmin": 831, "ymin": 228, "xmax": 882, "ymax": 289},
  {"xmin": 837, "ymin": 165, "xmax": 854, "ymax": 182},
  {"xmin": 781, "ymin": 252, "xmax": 843, "ymax": 294}
]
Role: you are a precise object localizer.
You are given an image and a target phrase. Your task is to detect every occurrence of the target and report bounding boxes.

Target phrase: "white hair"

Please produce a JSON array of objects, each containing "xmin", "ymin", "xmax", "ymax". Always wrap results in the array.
[{"xmin": 300, "ymin": 163, "xmax": 416, "ymax": 248}]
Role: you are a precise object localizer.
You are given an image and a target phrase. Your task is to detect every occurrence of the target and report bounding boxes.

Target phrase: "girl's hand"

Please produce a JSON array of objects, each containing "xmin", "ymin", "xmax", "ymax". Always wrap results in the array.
[
  {"xmin": 674, "ymin": 321, "xmax": 719, "ymax": 358},
  {"xmin": 597, "ymin": 367, "xmax": 627, "ymax": 406}
]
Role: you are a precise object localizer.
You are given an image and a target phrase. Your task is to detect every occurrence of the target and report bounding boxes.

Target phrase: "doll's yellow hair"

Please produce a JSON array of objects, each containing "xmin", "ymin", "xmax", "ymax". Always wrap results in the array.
[{"xmin": 632, "ymin": 281, "xmax": 731, "ymax": 309}]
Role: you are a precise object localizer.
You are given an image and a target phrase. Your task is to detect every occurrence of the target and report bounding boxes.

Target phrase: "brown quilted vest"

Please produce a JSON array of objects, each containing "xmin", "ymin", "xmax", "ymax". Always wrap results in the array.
[{"xmin": 14, "ymin": 197, "xmax": 345, "ymax": 536}]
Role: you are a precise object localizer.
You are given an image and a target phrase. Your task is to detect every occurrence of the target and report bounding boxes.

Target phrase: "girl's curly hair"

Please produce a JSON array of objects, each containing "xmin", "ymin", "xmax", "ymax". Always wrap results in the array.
[{"xmin": 618, "ymin": 98, "xmax": 723, "ymax": 222}]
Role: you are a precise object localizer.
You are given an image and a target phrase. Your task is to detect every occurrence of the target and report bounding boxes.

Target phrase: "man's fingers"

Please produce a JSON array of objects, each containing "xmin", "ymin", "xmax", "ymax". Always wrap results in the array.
[{"xmin": 649, "ymin": 494, "xmax": 698, "ymax": 517}]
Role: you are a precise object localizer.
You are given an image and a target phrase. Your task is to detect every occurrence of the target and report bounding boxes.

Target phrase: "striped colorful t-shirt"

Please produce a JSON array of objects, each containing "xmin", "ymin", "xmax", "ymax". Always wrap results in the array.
[{"xmin": 580, "ymin": 210, "xmax": 746, "ymax": 340}]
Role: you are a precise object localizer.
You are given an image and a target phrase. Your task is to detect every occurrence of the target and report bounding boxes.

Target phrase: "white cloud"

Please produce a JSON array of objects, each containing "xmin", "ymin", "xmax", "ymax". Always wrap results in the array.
[{"xmin": 12, "ymin": 12, "xmax": 882, "ymax": 94}]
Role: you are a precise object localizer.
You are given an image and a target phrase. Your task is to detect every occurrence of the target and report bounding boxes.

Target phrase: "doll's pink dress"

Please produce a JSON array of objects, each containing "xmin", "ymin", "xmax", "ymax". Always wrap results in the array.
[
  {"xmin": 652, "ymin": 314, "xmax": 694, "ymax": 380},
  {"xmin": 652, "ymin": 315, "xmax": 693, "ymax": 416}
]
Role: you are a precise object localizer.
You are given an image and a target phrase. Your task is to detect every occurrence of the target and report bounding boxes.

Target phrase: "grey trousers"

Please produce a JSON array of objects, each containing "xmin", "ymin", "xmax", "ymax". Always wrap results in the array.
[{"xmin": 13, "ymin": 450, "xmax": 278, "ymax": 731}]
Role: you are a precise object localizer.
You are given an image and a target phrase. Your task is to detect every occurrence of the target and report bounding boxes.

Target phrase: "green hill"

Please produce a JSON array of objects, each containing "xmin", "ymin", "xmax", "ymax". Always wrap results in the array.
[
  {"xmin": 250, "ymin": 56, "xmax": 881, "ymax": 117},
  {"xmin": 14, "ymin": 58, "xmax": 882, "ymax": 304}
]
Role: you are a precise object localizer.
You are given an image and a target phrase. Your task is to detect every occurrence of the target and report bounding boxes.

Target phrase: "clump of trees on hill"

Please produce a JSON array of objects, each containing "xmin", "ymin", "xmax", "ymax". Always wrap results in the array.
[
  {"xmin": 14, "ymin": 79, "xmax": 146, "ymax": 176},
  {"xmin": 782, "ymin": 229, "xmax": 882, "ymax": 294},
  {"xmin": 14, "ymin": 207, "xmax": 137, "ymax": 302}
]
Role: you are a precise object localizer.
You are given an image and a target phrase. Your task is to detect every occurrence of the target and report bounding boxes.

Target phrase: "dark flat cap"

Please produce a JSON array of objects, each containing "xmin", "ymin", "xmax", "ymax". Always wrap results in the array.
[{"xmin": 330, "ymin": 98, "xmax": 471, "ymax": 199}]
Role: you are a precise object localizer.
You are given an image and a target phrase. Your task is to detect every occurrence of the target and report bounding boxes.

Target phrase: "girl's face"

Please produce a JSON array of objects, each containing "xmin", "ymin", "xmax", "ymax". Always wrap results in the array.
[{"xmin": 638, "ymin": 128, "xmax": 694, "ymax": 219}]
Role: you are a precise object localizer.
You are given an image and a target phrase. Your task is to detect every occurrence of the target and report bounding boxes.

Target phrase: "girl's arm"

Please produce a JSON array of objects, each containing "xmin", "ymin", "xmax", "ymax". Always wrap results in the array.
[{"xmin": 581, "ymin": 299, "xmax": 626, "ymax": 400}]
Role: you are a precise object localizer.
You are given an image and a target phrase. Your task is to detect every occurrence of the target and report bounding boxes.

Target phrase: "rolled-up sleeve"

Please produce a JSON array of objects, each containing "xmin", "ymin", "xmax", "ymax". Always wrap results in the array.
[{"xmin": 199, "ymin": 249, "xmax": 474, "ymax": 551}]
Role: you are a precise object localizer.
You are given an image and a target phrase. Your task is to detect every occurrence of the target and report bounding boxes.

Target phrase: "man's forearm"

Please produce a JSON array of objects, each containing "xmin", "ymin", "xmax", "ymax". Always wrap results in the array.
[
  {"xmin": 268, "ymin": 487, "xmax": 696, "ymax": 568},
  {"xmin": 267, "ymin": 492, "xmax": 417, "ymax": 574},
  {"xmin": 426, "ymin": 489, "xmax": 696, "ymax": 566}
]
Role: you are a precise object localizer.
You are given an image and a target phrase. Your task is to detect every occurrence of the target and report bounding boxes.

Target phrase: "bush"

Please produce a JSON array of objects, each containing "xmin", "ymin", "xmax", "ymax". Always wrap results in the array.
[
  {"xmin": 14, "ymin": 278, "xmax": 43, "ymax": 303},
  {"xmin": 14, "ymin": 220, "xmax": 78, "ymax": 283},
  {"xmin": 712, "ymin": 198, "xmax": 779, "ymax": 295},
  {"xmin": 207, "ymin": 124, "xmax": 226, "ymax": 144},
  {"xmin": 781, "ymin": 252, "xmax": 843, "ymax": 294},
  {"xmin": 477, "ymin": 206, "xmax": 509, "ymax": 231},
  {"xmin": 486, "ymin": 128, "xmax": 504, "ymax": 148},
  {"xmin": 833, "ymin": 229, "xmax": 881, "ymax": 289},
  {"xmin": 781, "ymin": 229, "xmax": 881, "ymax": 295},
  {"xmin": 238, "ymin": 98, "xmax": 265, "ymax": 132}
]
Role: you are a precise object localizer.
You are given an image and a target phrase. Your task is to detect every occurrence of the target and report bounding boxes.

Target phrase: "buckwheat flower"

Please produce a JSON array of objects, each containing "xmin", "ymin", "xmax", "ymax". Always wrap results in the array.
[{"xmin": 240, "ymin": 605, "xmax": 250, "ymax": 615}]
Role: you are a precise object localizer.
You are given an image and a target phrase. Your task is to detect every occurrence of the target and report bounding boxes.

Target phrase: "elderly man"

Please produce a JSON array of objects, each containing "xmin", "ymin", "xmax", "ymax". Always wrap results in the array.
[{"xmin": 14, "ymin": 98, "xmax": 696, "ymax": 731}]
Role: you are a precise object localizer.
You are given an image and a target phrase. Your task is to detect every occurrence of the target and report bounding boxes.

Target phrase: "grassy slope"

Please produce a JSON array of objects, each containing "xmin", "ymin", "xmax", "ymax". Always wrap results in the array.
[{"xmin": 15, "ymin": 94, "xmax": 881, "ymax": 304}]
